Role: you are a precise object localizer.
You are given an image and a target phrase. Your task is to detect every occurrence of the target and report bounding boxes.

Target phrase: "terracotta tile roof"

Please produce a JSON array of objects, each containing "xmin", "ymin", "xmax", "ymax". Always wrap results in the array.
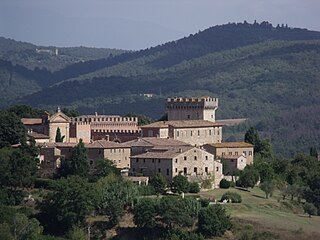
[
  {"xmin": 39, "ymin": 140, "xmax": 129, "ymax": 149},
  {"xmin": 141, "ymin": 120, "xmax": 223, "ymax": 129},
  {"xmin": 27, "ymin": 132, "xmax": 50, "ymax": 139},
  {"xmin": 21, "ymin": 118, "xmax": 42, "ymax": 125},
  {"xmin": 131, "ymin": 146, "xmax": 194, "ymax": 159},
  {"xmin": 125, "ymin": 137, "xmax": 190, "ymax": 147},
  {"xmin": 207, "ymin": 142, "xmax": 254, "ymax": 148}
]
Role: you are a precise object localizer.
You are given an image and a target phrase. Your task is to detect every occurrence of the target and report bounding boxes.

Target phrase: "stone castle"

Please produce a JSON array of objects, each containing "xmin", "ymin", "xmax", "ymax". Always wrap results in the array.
[{"xmin": 22, "ymin": 96, "xmax": 253, "ymax": 188}]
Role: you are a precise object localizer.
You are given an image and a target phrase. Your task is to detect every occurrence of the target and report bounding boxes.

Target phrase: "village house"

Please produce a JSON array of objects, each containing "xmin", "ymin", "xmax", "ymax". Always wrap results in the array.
[
  {"xmin": 38, "ymin": 140, "xmax": 130, "ymax": 177},
  {"xmin": 130, "ymin": 145, "xmax": 223, "ymax": 187},
  {"xmin": 140, "ymin": 120, "xmax": 223, "ymax": 146}
]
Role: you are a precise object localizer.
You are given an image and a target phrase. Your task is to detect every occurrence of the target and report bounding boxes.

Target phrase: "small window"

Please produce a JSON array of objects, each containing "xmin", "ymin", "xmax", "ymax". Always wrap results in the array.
[
  {"xmin": 198, "ymin": 130, "xmax": 200, "ymax": 136},
  {"xmin": 177, "ymin": 131, "xmax": 179, "ymax": 137},
  {"xmin": 249, "ymin": 151, "xmax": 253, "ymax": 156},
  {"xmin": 119, "ymin": 160, "xmax": 121, "ymax": 163},
  {"xmin": 194, "ymin": 167, "xmax": 197, "ymax": 173},
  {"xmin": 194, "ymin": 156, "xmax": 197, "ymax": 160},
  {"xmin": 175, "ymin": 168, "xmax": 178, "ymax": 173},
  {"xmin": 205, "ymin": 167, "xmax": 208, "ymax": 173},
  {"xmin": 143, "ymin": 159, "xmax": 145, "ymax": 163},
  {"xmin": 158, "ymin": 168, "xmax": 161, "ymax": 173},
  {"xmin": 209, "ymin": 130, "xmax": 212, "ymax": 135},
  {"xmin": 175, "ymin": 159, "xmax": 178, "ymax": 163},
  {"xmin": 136, "ymin": 159, "xmax": 139, "ymax": 163},
  {"xmin": 222, "ymin": 152, "xmax": 225, "ymax": 156},
  {"xmin": 166, "ymin": 169, "xmax": 169, "ymax": 175},
  {"xmin": 184, "ymin": 167, "xmax": 187, "ymax": 174},
  {"xmin": 133, "ymin": 168, "xmax": 135, "ymax": 172},
  {"xmin": 158, "ymin": 159, "xmax": 161, "ymax": 163},
  {"xmin": 216, "ymin": 167, "xmax": 219, "ymax": 171},
  {"xmin": 243, "ymin": 151, "xmax": 246, "ymax": 156},
  {"xmin": 235, "ymin": 152, "xmax": 238, "ymax": 156},
  {"xmin": 152, "ymin": 159, "xmax": 154, "ymax": 163},
  {"xmin": 187, "ymin": 115, "xmax": 190, "ymax": 119},
  {"xmin": 190, "ymin": 131, "xmax": 193, "ymax": 136},
  {"xmin": 205, "ymin": 156, "xmax": 208, "ymax": 160},
  {"xmin": 229, "ymin": 152, "xmax": 232, "ymax": 155},
  {"xmin": 184, "ymin": 156, "xmax": 187, "ymax": 161}
]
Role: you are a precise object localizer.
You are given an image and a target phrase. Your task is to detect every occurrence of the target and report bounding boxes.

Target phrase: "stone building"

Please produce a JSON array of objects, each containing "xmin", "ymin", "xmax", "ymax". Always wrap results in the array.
[
  {"xmin": 71, "ymin": 114, "xmax": 141, "ymax": 142},
  {"xmin": 166, "ymin": 96, "xmax": 218, "ymax": 122},
  {"xmin": 204, "ymin": 142, "xmax": 254, "ymax": 165},
  {"xmin": 130, "ymin": 145, "xmax": 223, "ymax": 187},
  {"xmin": 38, "ymin": 140, "xmax": 131, "ymax": 177},
  {"xmin": 141, "ymin": 120, "xmax": 223, "ymax": 146}
]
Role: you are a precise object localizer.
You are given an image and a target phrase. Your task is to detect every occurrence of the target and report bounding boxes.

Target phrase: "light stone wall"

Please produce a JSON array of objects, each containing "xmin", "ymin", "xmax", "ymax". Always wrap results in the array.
[
  {"xmin": 169, "ymin": 126, "xmax": 222, "ymax": 146},
  {"xmin": 131, "ymin": 147, "xmax": 217, "ymax": 183},
  {"xmin": 204, "ymin": 145, "xmax": 254, "ymax": 165},
  {"xmin": 104, "ymin": 148, "xmax": 131, "ymax": 169}
]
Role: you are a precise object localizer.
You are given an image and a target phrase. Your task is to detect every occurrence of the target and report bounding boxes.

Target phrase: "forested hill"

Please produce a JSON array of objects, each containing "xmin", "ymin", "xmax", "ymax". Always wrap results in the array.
[{"xmin": 1, "ymin": 21, "xmax": 320, "ymax": 156}]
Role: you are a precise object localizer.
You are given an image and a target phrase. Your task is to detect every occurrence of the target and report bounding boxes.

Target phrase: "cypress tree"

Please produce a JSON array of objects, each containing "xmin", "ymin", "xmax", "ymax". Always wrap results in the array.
[{"xmin": 55, "ymin": 127, "xmax": 65, "ymax": 142}]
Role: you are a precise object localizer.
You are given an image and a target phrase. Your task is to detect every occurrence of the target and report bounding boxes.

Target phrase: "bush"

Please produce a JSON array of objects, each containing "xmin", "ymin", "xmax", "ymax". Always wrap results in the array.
[
  {"xmin": 303, "ymin": 202, "xmax": 318, "ymax": 217},
  {"xmin": 201, "ymin": 179, "xmax": 213, "ymax": 189},
  {"xmin": 199, "ymin": 198, "xmax": 210, "ymax": 208},
  {"xmin": 198, "ymin": 205, "xmax": 232, "ymax": 237},
  {"xmin": 0, "ymin": 189, "xmax": 25, "ymax": 205},
  {"xmin": 221, "ymin": 191, "xmax": 242, "ymax": 203},
  {"xmin": 34, "ymin": 178, "xmax": 57, "ymax": 190},
  {"xmin": 138, "ymin": 185, "xmax": 156, "ymax": 196},
  {"xmin": 220, "ymin": 179, "xmax": 230, "ymax": 189},
  {"xmin": 189, "ymin": 182, "xmax": 200, "ymax": 193}
]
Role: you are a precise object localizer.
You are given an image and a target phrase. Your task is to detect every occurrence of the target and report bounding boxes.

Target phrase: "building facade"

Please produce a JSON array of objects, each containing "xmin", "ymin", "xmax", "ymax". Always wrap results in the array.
[{"xmin": 166, "ymin": 96, "xmax": 218, "ymax": 122}]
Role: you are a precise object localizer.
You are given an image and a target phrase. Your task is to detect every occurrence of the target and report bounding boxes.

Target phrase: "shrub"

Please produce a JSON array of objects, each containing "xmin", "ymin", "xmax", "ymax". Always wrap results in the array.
[
  {"xmin": 0, "ymin": 189, "xmax": 25, "ymax": 205},
  {"xmin": 221, "ymin": 191, "xmax": 242, "ymax": 203},
  {"xmin": 199, "ymin": 198, "xmax": 210, "ymax": 208},
  {"xmin": 201, "ymin": 179, "xmax": 213, "ymax": 189},
  {"xmin": 34, "ymin": 178, "xmax": 57, "ymax": 190},
  {"xmin": 198, "ymin": 205, "xmax": 232, "ymax": 237},
  {"xmin": 303, "ymin": 202, "xmax": 318, "ymax": 217},
  {"xmin": 189, "ymin": 182, "xmax": 200, "ymax": 193},
  {"xmin": 138, "ymin": 185, "xmax": 156, "ymax": 196},
  {"xmin": 220, "ymin": 179, "xmax": 230, "ymax": 189}
]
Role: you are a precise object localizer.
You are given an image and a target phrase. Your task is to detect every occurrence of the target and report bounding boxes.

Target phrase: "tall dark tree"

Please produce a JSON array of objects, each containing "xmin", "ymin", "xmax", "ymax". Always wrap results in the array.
[
  {"xmin": 55, "ymin": 127, "xmax": 65, "ymax": 143},
  {"xmin": 244, "ymin": 127, "xmax": 260, "ymax": 147},
  {"xmin": 149, "ymin": 173, "xmax": 167, "ymax": 194},
  {"xmin": 59, "ymin": 139, "xmax": 89, "ymax": 177},
  {"xmin": 0, "ymin": 111, "xmax": 26, "ymax": 148},
  {"xmin": 172, "ymin": 174, "xmax": 190, "ymax": 193}
]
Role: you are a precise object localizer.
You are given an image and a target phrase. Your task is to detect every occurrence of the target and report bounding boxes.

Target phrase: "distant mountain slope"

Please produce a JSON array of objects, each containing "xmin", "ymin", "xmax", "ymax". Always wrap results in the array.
[
  {"xmin": 2, "ymin": 21, "xmax": 320, "ymax": 156},
  {"xmin": 0, "ymin": 37, "xmax": 127, "ymax": 71}
]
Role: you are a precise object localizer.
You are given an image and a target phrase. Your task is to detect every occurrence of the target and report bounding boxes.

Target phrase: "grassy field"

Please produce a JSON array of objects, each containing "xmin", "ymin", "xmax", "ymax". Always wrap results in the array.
[{"xmin": 197, "ymin": 187, "xmax": 320, "ymax": 239}]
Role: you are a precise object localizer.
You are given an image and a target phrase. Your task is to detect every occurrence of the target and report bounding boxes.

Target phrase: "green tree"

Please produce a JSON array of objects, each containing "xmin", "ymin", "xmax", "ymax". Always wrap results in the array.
[
  {"xmin": 0, "ymin": 111, "xmax": 26, "ymax": 148},
  {"xmin": 253, "ymin": 161, "xmax": 274, "ymax": 183},
  {"xmin": 198, "ymin": 205, "xmax": 232, "ymax": 237},
  {"xmin": 303, "ymin": 202, "xmax": 317, "ymax": 218},
  {"xmin": 55, "ymin": 127, "xmax": 65, "ymax": 142},
  {"xmin": 260, "ymin": 181, "xmax": 276, "ymax": 199},
  {"xmin": 159, "ymin": 197, "xmax": 194, "ymax": 229},
  {"xmin": 133, "ymin": 198, "xmax": 158, "ymax": 228},
  {"xmin": 91, "ymin": 158, "xmax": 120, "ymax": 181},
  {"xmin": 172, "ymin": 175, "xmax": 190, "ymax": 193},
  {"xmin": 59, "ymin": 139, "xmax": 89, "ymax": 177},
  {"xmin": 189, "ymin": 182, "xmax": 200, "ymax": 193},
  {"xmin": 237, "ymin": 165, "xmax": 259, "ymax": 190},
  {"xmin": 244, "ymin": 127, "xmax": 260, "ymax": 147},
  {"xmin": 39, "ymin": 176, "xmax": 95, "ymax": 235},
  {"xmin": 149, "ymin": 173, "xmax": 167, "ymax": 194},
  {"xmin": 66, "ymin": 225, "xmax": 87, "ymax": 240}
]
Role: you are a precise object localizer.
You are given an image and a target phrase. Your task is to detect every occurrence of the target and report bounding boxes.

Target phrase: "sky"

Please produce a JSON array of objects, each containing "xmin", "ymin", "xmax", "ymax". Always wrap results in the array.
[{"xmin": 1, "ymin": 0, "xmax": 320, "ymax": 50}]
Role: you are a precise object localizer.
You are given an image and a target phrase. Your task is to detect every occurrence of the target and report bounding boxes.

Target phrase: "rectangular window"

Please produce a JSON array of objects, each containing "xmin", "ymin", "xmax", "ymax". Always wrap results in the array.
[
  {"xmin": 194, "ymin": 156, "xmax": 197, "ymax": 160},
  {"xmin": 158, "ymin": 168, "xmax": 161, "ymax": 173},
  {"xmin": 158, "ymin": 159, "xmax": 161, "ymax": 163},
  {"xmin": 187, "ymin": 115, "xmax": 190, "ymax": 119},
  {"xmin": 175, "ymin": 159, "xmax": 178, "ymax": 163},
  {"xmin": 216, "ymin": 167, "xmax": 219, "ymax": 172},
  {"xmin": 175, "ymin": 168, "xmax": 178, "ymax": 173},
  {"xmin": 198, "ymin": 130, "xmax": 200, "ymax": 136},
  {"xmin": 222, "ymin": 152, "xmax": 225, "ymax": 156},
  {"xmin": 194, "ymin": 167, "xmax": 197, "ymax": 173},
  {"xmin": 143, "ymin": 159, "xmax": 146, "ymax": 163},
  {"xmin": 190, "ymin": 131, "xmax": 193, "ymax": 136},
  {"xmin": 249, "ymin": 151, "xmax": 253, "ymax": 156},
  {"xmin": 205, "ymin": 167, "xmax": 208, "ymax": 173},
  {"xmin": 184, "ymin": 167, "xmax": 187, "ymax": 174},
  {"xmin": 136, "ymin": 159, "xmax": 139, "ymax": 163},
  {"xmin": 235, "ymin": 152, "xmax": 238, "ymax": 156},
  {"xmin": 205, "ymin": 156, "xmax": 208, "ymax": 160},
  {"xmin": 243, "ymin": 151, "xmax": 246, "ymax": 156},
  {"xmin": 229, "ymin": 152, "xmax": 232, "ymax": 155},
  {"xmin": 152, "ymin": 159, "xmax": 154, "ymax": 163},
  {"xmin": 184, "ymin": 156, "xmax": 187, "ymax": 161},
  {"xmin": 167, "ymin": 169, "xmax": 169, "ymax": 175},
  {"xmin": 177, "ymin": 131, "xmax": 179, "ymax": 137},
  {"xmin": 209, "ymin": 130, "xmax": 212, "ymax": 135}
]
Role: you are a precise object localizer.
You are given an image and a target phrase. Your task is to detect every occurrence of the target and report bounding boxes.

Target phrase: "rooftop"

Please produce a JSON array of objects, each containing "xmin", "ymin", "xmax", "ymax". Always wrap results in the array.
[
  {"xmin": 141, "ymin": 120, "xmax": 223, "ymax": 129},
  {"xmin": 39, "ymin": 140, "xmax": 130, "ymax": 149},
  {"xmin": 27, "ymin": 132, "xmax": 50, "ymax": 139},
  {"xmin": 125, "ymin": 137, "xmax": 190, "ymax": 147},
  {"xmin": 206, "ymin": 142, "xmax": 254, "ymax": 148},
  {"xmin": 21, "ymin": 118, "xmax": 42, "ymax": 125},
  {"xmin": 131, "ymin": 146, "xmax": 194, "ymax": 159}
]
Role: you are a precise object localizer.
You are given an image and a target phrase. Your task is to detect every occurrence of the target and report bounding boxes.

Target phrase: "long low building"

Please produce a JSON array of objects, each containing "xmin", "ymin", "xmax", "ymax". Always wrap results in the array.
[
  {"xmin": 130, "ymin": 145, "xmax": 223, "ymax": 187},
  {"xmin": 38, "ymin": 140, "xmax": 131, "ymax": 177},
  {"xmin": 141, "ymin": 120, "xmax": 223, "ymax": 146}
]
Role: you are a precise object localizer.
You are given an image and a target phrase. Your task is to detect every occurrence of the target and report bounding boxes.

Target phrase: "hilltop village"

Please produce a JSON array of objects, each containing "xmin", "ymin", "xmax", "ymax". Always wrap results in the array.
[{"xmin": 22, "ymin": 96, "xmax": 253, "ymax": 188}]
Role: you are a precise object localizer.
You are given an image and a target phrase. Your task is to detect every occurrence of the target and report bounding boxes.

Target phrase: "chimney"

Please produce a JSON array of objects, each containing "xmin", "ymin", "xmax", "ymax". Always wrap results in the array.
[{"xmin": 95, "ymin": 112, "xmax": 98, "ymax": 116}]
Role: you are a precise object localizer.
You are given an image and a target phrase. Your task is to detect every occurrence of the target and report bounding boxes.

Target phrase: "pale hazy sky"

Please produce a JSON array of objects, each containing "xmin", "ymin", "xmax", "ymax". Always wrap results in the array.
[{"xmin": 1, "ymin": 0, "xmax": 320, "ymax": 50}]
